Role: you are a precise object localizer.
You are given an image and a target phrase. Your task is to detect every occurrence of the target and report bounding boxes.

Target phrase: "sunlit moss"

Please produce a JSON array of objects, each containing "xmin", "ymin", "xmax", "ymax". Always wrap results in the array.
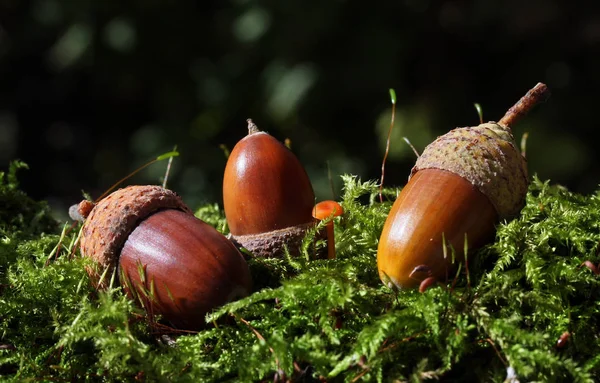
[{"xmin": 1, "ymin": 161, "xmax": 599, "ymax": 381}]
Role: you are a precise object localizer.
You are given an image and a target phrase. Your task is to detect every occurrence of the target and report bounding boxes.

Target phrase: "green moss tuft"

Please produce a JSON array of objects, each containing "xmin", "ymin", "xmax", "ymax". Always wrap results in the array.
[
  {"xmin": 1, "ymin": 161, "xmax": 600, "ymax": 382},
  {"xmin": 0, "ymin": 161, "xmax": 57, "ymax": 238}
]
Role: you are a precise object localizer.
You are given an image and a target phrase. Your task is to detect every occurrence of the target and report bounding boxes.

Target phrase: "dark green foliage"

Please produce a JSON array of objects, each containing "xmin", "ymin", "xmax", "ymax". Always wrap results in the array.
[
  {"xmin": 1, "ymin": 162, "xmax": 600, "ymax": 382},
  {"xmin": 0, "ymin": 161, "xmax": 57, "ymax": 239}
]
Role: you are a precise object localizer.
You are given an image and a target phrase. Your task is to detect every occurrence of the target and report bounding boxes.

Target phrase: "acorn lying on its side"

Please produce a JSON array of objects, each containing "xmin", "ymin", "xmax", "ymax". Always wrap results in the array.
[
  {"xmin": 377, "ymin": 83, "xmax": 550, "ymax": 289},
  {"xmin": 77, "ymin": 185, "xmax": 253, "ymax": 331}
]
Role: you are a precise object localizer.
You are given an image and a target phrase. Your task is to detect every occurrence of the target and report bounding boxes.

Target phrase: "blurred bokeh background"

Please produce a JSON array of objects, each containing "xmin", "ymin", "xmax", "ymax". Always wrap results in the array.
[{"xmin": 0, "ymin": 1, "xmax": 598, "ymax": 219}]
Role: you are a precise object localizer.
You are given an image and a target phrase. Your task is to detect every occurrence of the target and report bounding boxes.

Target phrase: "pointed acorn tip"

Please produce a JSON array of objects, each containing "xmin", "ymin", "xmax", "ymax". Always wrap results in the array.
[{"xmin": 247, "ymin": 118, "xmax": 260, "ymax": 135}]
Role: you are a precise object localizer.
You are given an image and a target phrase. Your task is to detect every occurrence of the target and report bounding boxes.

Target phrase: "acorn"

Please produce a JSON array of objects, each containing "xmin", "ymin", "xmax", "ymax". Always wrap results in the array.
[
  {"xmin": 377, "ymin": 83, "xmax": 550, "ymax": 289},
  {"xmin": 223, "ymin": 119, "xmax": 317, "ymax": 258},
  {"xmin": 77, "ymin": 185, "xmax": 252, "ymax": 330}
]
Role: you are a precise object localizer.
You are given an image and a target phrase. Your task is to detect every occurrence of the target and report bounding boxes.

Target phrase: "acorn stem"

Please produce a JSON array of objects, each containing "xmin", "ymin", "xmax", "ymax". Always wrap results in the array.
[
  {"xmin": 498, "ymin": 82, "xmax": 550, "ymax": 128},
  {"xmin": 247, "ymin": 119, "xmax": 260, "ymax": 135}
]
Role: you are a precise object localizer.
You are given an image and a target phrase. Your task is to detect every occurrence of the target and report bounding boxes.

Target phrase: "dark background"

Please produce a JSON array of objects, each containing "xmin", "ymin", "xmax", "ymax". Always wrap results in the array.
[{"xmin": 0, "ymin": 1, "xmax": 597, "ymax": 219}]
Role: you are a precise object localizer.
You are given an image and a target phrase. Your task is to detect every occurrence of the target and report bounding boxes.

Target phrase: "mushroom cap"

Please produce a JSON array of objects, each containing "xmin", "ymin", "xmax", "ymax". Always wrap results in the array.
[{"xmin": 312, "ymin": 200, "xmax": 344, "ymax": 220}]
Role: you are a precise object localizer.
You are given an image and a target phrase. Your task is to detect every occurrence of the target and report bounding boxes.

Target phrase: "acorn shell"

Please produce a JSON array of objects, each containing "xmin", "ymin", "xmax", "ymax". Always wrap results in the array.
[
  {"xmin": 118, "ymin": 209, "xmax": 252, "ymax": 330},
  {"xmin": 79, "ymin": 185, "xmax": 191, "ymax": 278},
  {"xmin": 79, "ymin": 185, "xmax": 253, "ymax": 330},
  {"xmin": 223, "ymin": 125, "xmax": 316, "ymax": 257},
  {"xmin": 377, "ymin": 121, "xmax": 526, "ymax": 289},
  {"xmin": 378, "ymin": 83, "xmax": 549, "ymax": 290},
  {"xmin": 377, "ymin": 169, "xmax": 497, "ymax": 289}
]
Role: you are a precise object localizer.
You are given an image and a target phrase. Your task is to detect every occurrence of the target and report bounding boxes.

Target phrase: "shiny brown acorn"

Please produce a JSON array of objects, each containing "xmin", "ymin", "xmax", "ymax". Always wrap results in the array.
[
  {"xmin": 76, "ymin": 185, "xmax": 252, "ymax": 330},
  {"xmin": 223, "ymin": 119, "xmax": 316, "ymax": 257},
  {"xmin": 378, "ymin": 83, "xmax": 550, "ymax": 289}
]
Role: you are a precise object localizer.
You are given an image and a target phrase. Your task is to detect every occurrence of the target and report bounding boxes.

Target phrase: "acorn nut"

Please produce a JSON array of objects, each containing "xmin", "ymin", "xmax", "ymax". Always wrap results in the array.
[
  {"xmin": 223, "ymin": 119, "xmax": 317, "ymax": 258},
  {"xmin": 78, "ymin": 185, "xmax": 253, "ymax": 331},
  {"xmin": 377, "ymin": 83, "xmax": 550, "ymax": 289}
]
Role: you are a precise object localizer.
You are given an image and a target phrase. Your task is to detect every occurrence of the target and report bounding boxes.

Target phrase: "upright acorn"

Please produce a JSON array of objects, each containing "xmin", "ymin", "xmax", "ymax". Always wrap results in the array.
[
  {"xmin": 77, "ymin": 185, "xmax": 252, "ymax": 330},
  {"xmin": 378, "ymin": 83, "xmax": 550, "ymax": 289},
  {"xmin": 223, "ymin": 119, "xmax": 316, "ymax": 257}
]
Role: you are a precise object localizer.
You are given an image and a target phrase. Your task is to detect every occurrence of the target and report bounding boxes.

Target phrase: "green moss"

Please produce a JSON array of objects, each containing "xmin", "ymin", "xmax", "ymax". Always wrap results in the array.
[
  {"xmin": 1, "ymin": 161, "xmax": 600, "ymax": 382},
  {"xmin": 0, "ymin": 161, "xmax": 57, "ymax": 239}
]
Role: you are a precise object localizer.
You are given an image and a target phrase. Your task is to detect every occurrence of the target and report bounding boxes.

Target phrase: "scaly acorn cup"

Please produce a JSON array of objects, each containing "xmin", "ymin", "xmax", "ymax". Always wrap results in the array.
[
  {"xmin": 377, "ymin": 83, "xmax": 550, "ymax": 289},
  {"xmin": 223, "ymin": 119, "xmax": 317, "ymax": 258},
  {"xmin": 78, "ymin": 185, "xmax": 253, "ymax": 331}
]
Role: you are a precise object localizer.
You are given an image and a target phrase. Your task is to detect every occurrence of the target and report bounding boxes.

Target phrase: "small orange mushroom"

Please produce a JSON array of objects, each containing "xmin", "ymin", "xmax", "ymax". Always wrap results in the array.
[{"xmin": 312, "ymin": 200, "xmax": 344, "ymax": 259}]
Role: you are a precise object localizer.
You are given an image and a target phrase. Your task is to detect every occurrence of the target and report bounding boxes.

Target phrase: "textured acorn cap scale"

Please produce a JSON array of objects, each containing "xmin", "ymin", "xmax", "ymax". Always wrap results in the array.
[
  {"xmin": 229, "ymin": 221, "xmax": 316, "ymax": 258},
  {"xmin": 412, "ymin": 122, "xmax": 527, "ymax": 219},
  {"xmin": 412, "ymin": 83, "xmax": 549, "ymax": 219},
  {"xmin": 78, "ymin": 185, "xmax": 192, "ymax": 278}
]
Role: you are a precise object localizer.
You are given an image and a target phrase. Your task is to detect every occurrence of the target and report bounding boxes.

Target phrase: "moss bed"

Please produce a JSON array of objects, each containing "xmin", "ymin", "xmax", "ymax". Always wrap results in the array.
[{"xmin": 1, "ymin": 160, "xmax": 599, "ymax": 382}]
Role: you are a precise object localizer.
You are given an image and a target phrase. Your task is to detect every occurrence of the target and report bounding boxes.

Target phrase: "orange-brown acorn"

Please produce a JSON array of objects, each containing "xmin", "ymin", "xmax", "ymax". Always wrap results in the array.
[
  {"xmin": 378, "ymin": 83, "xmax": 550, "ymax": 289},
  {"xmin": 223, "ymin": 119, "xmax": 317, "ymax": 258},
  {"xmin": 77, "ymin": 185, "xmax": 252, "ymax": 330}
]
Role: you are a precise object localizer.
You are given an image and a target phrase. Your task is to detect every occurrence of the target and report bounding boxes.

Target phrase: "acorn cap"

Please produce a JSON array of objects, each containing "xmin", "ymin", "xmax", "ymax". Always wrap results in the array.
[
  {"xmin": 411, "ymin": 122, "xmax": 527, "ymax": 219},
  {"xmin": 79, "ymin": 185, "xmax": 192, "ymax": 273},
  {"xmin": 230, "ymin": 221, "xmax": 316, "ymax": 258}
]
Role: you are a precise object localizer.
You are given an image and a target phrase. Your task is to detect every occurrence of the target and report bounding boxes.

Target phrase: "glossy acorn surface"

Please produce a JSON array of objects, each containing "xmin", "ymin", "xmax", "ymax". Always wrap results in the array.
[
  {"xmin": 120, "ymin": 209, "xmax": 252, "ymax": 330},
  {"xmin": 377, "ymin": 83, "xmax": 550, "ymax": 290},
  {"xmin": 223, "ymin": 120, "xmax": 316, "ymax": 257},
  {"xmin": 377, "ymin": 169, "xmax": 497, "ymax": 288},
  {"xmin": 79, "ymin": 185, "xmax": 252, "ymax": 330}
]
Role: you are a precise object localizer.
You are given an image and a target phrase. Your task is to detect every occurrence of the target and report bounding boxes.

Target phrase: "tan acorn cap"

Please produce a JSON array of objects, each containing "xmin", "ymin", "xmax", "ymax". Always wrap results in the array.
[
  {"xmin": 411, "ymin": 122, "xmax": 527, "ymax": 219},
  {"xmin": 411, "ymin": 83, "xmax": 550, "ymax": 219},
  {"xmin": 230, "ymin": 221, "xmax": 317, "ymax": 258},
  {"xmin": 79, "ymin": 185, "xmax": 192, "ymax": 274}
]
